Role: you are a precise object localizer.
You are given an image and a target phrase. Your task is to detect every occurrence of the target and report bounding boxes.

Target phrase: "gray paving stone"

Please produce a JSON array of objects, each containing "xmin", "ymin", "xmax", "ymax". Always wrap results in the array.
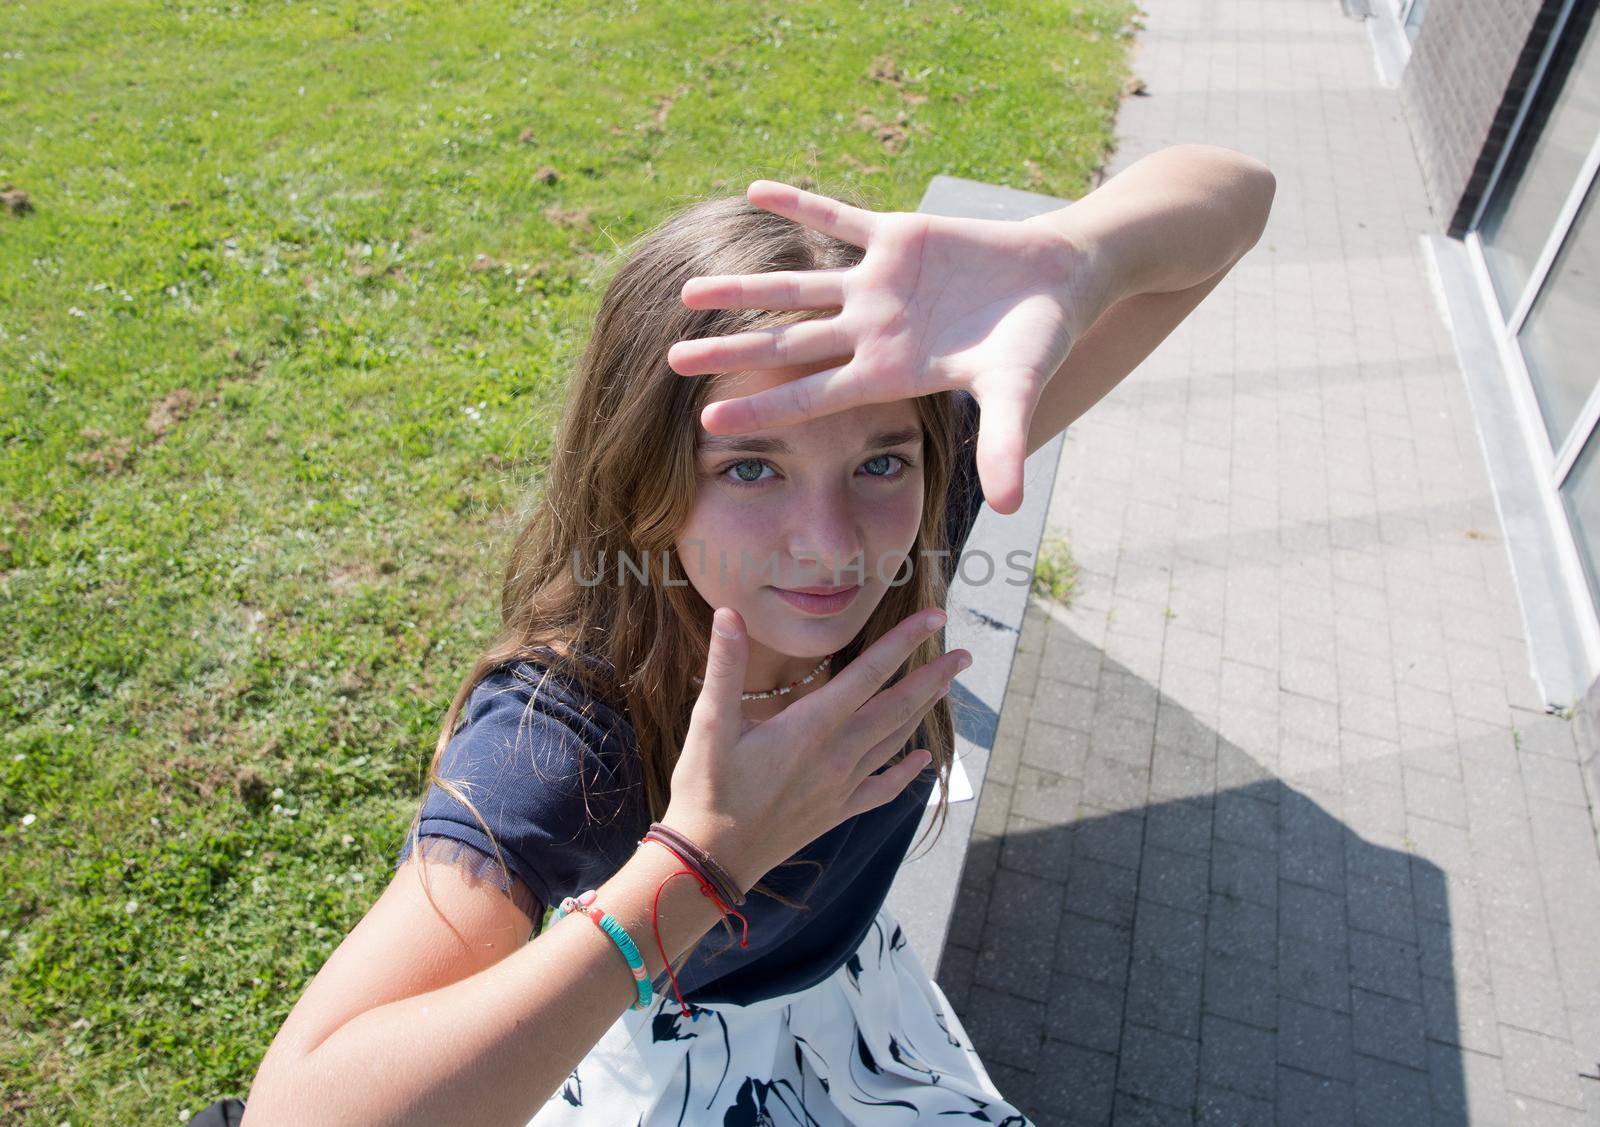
[
  {"xmin": 1124, "ymin": 956, "xmax": 1202, "ymax": 1042},
  {"xmin": 1280, "ymin": 935, "xmax": 1351, "ymax": 1015},
  {"xmin": 1211, "ymin": 839, "xmax": 1279, "ymax": 909},
  {"xmin": 1057, "ymin": 911, "xmax": 1133, "ymax": 990},
  {"xmin": 960, "ymin": 984, "xmax": 1046, "ymax": 1071},
  {"xmin": 1204, "ymin": 949, "xmax": 1277, "ymax": 1031},
  {"xmin": 1518, "ymin": 749, "xmax": 1589, "ymax": 807},
  {"xmin": 1073, "ymin": 806, "xmax": 1145, "ymax": 871},
  {"xmin": 1488, "ymin": 956, "xmax": 1572, "ymax": 1039},
  {"xmin": 1032, "ymin": 1039, "xmax": 1116, "ymax": 1124},
  {"xmin": 1346, "ymin": 870, "xmax": 1418, "ymax": 943},
  {"xmin": 1279, "ymin": 996, "xmax": 1356, "ymax": 1084},
  {"xmin": 1429, "ymin": 1043, "xmax": 1512, "ymax": 1127},
  {"xmin": 1403, "ymin": 767, "xmax": 1469, "ymax": 828},
  {"xmin": 1213, "ymin": 789, "xmax": 1278, "ymax": 853},
  {"xmin": 1206, "ymin": 892, "xmax": 1276, "ymax": 964},
  {"xmin": 1200, "ymin": 1014, "xmax": 1276, "ymax": 1103},
  {"xmin": 1345, "ymin": 829, "xmax": 1415, "ymax": 889},
  {"xmin": 1111, "ymin": 1091, "xmax": 1192, "ymax": 1126},
  {"xmin": 1348, "ymin": 928, "xmax": 1423, "ymax": 1003},
  {"xmin": 1046, "ymin": 969, "xmax": 1125, "ymax": 1055},
  {"xmin": 998, "ymin": 811, "xmax": 1075, "ymax": 884},
  {"xmin": 1143, "ymin": 795, "xmax": 1214, "ymax": 859},
  {"xmin": 1351, "ymin": 988, "xmax": 1428, "ymax": 1071},
  {"xmin": 1132, "ymin": 900, "xmax": 1207, "ymax": 974},
  {"xmin": 1279, "ymin": 880, "xmax": 1348, "ymax": 947},
  {"xmin": 1011, "ymin": 763, "xmax": 1085, "ymax": 824},
  {"xmin": 1353, "ymin": 1054, "xmax": 1431, "ymax": 1126},
  {"xmin": 1140, "ymin": 845, "xmax": 1211, "ymax": 916},
  {"xmin": 1198, "ymin": 1084, "xmax": 1273, "ymax": 1127},
  {"xmin": 1116, "ymin": 1023, "xmax": 1200, "ymax": 1109},
  {"xmin": 1277, "ymin": 1065, "xmax": 1356, "ymax": 1124},
  {"xmin": 1021, "ymin": 718, "xmax": 1091, "ymax": 777},
  {"xmin": 1065, "ymin": 854, "xmax": 1139, "ymax": 930}
]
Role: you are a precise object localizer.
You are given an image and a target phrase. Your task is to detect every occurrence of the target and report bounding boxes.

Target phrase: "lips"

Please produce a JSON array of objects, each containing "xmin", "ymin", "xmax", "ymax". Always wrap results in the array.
[{"xmin": 770, "ymin": 583, "xmax": 862, "ymax": 616}]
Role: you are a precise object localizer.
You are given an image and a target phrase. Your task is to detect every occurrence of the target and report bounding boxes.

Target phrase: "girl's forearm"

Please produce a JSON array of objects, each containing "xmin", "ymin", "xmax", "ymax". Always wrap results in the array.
[
  {"xmin": 1026, "ymin": 143, "xmax": 1275, "ymax": 324},
  {"xmin": 242, "ymin": 839, "xmax": 733, "ymax": 1127}
]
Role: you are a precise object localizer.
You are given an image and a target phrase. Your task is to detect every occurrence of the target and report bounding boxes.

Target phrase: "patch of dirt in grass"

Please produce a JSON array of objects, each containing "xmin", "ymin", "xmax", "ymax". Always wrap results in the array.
[
  {"xmin": 1, "ymin": 185, "xmax": 33, "ymax": 216},
  {"xmin": 327, "ymin": 559, "xmax": 379, "ymax": 592},
  {"xmin": 840, "ymin": 152, "xmax": 889, "ymax": 176},
  {"xmin": 145, "ymin": 388, "xmax": 197, "ymax": 437},
  {"xmin": 69, "ymin": 428, "xmax": 135, "ymax": 475},
  {"xmin": 162, "ymin": 752, "xmax": 242, "ymax": 800},
  {"xmin": 854, "ymin": 106, "xmax": 926, "ymax": 155},
  {"xmin": 541, "ymin": 204, "xmax": 593, "ymax": 230}
]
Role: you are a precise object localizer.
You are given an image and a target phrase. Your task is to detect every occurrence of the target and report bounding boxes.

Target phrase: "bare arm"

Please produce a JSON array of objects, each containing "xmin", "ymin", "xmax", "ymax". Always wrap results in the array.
[
  {"xmin": 241, "ymin": 833, "xmax": 735, "ymax": 1126},
  {"xmin": 1020, "ymin": 143, "xmax": 1276, "ymax": 457}
]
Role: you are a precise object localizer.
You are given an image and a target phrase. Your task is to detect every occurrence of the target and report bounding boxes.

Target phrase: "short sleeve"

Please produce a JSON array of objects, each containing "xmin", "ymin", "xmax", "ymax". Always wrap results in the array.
[
  {"xmin": 393, "ymin": 664, "xmax": 642, "ymax": 922},
  {"xmin": 398, "ymin": 834, "xmax": 548, "ymax": 932},
  {"xmin": 942, "ymin": 389, "xmax": 985, "ymax": 585}
]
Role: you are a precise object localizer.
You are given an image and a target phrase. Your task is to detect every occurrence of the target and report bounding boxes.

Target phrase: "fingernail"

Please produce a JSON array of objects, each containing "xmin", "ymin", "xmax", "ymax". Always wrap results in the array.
[
  {"xmin": 923, "ymin": 610, "xmax": 947, "ymax": 631},
  {"xmin": 935, "ymin": 684, "xmax": 951, "ymax": 700},
  {"xmin": 713, "ymin": 609, "xmax": 738, "ymax": 639},
  {"xmin": 956, "ymin": 652, "xmax": 972, "ymax": 672}
]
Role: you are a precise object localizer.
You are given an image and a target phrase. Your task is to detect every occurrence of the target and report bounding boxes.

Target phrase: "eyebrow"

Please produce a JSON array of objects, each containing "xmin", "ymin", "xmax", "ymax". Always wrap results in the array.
[{"xmin": 697, "ymin": 426, "xmax": 924, "ymax": 456}]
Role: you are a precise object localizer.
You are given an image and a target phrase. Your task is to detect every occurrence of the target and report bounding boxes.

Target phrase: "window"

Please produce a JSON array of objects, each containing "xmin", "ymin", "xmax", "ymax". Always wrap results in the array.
[
  {"xmin": 1468, "ymin": 0, "xmax": 1600, "ymax": 616},
  {"xmin": 1399, "ymin": 0, "xmax": 1428, "ymax": 44}
]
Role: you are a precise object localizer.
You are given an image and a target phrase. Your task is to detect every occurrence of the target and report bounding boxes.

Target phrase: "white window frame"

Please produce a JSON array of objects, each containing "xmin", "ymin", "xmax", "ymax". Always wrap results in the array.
[{"xmin": 1460, "ymin": 0, "xmax": 1600, "ymax": 667}]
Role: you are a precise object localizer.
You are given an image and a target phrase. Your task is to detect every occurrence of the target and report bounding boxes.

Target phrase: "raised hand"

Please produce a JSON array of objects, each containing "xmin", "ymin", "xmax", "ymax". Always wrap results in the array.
[
  {"xmin": 660, "ymin": 605, "xmax": 968, "ymax": 895},
  {"xmin": 666, "ymin": 179, "xmax": 1101, "ymax": 515}
]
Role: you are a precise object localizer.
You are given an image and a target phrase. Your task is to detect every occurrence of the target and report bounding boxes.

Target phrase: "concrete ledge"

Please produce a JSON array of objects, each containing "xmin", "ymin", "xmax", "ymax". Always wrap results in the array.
[
  {"xmin": 884, "ymin": 175, "xmax": 1071, "ymax": 978},
  {"xmin": 1420, "ymin": 232, "xmax": 1597, "ymax": 709}
]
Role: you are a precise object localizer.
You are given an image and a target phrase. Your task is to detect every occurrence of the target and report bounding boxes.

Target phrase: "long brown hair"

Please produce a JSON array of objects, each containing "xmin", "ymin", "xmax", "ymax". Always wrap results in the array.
[{"xmin": 403, "ymin": 180, "xmax": 968, "ymax": 949}]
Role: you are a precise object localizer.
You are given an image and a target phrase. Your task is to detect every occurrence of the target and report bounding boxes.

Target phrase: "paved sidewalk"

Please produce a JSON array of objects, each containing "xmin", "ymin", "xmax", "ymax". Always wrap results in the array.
[{"xmin": 934, "ymin": 1, "xmax": 1600, "ymax": 1124}]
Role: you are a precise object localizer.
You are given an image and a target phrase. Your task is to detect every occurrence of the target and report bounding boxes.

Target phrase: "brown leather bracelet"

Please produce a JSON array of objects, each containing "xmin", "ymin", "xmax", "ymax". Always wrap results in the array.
[
  {"xmin": 643, "ymin": 824, "xmax": 744, "ymax": 908},
  {"xmin": 643, "ymin": 822, "xmax": 746, "ymax": 907},
  {"xmin": 641, "ymin": 828, "xmax": 742, "ymax": 910}
]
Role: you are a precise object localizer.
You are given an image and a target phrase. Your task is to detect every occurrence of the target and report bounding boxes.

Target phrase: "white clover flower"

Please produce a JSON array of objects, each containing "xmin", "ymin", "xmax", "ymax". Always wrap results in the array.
[{"xmin": 20, "ymin": 813, "xmax": 35, "ymax": 827}]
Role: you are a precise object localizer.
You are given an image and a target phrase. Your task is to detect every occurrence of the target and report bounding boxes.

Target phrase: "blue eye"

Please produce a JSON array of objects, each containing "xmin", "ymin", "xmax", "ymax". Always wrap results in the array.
[
  {"xmin": 715, "ymin": 454, "xmax": 914, "ymax": 489},
  {"xmin": 726, "ymin": 458, "xmax": 774, "ymax": 485}
]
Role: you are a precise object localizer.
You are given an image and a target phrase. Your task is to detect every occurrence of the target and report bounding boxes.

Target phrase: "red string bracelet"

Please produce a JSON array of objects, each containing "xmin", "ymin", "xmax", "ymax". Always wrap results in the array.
[{"xmin": 642, "ymin": 837, "xmax": 749, "ymax": 1020}]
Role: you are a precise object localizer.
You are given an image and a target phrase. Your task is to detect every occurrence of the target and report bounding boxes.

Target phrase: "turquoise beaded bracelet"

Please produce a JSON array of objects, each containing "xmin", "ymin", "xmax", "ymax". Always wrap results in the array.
[{"xmin": 553, "ymin": 889, "xmax": 653, "ymax": 1011}]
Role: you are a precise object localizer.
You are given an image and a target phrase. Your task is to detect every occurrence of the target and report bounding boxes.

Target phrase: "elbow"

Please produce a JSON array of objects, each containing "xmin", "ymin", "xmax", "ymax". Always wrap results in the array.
[
  {"xmin": 1232, "ymin": 152, "xmax": 1276, "ymax": 249},
  {"xmin": 1171, "ymin": 143, "xmax": 1276, "ymax": 246},
  {"xmin": 240, "ymin": 1056, "xmax": 311, "ymax": 1126}
]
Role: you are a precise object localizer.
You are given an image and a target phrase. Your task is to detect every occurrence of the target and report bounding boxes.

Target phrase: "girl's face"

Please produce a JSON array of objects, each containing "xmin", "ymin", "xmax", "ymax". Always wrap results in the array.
[{"xmin": 675, "ymin": 360, "xmax": 926, "ymax": 682}]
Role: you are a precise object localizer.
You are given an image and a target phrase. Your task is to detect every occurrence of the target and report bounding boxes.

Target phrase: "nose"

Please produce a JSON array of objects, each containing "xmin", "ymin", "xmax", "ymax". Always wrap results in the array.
[{"xmin": 786, "ymin": 486, "xmax": 866, "ymax": 588}]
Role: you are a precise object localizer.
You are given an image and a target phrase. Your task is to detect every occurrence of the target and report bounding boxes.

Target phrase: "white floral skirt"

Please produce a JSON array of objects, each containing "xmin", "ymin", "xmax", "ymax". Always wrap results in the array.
[{"xmin": 527, "ymin": 902, "xmax": 1033, "ymax": 1125}]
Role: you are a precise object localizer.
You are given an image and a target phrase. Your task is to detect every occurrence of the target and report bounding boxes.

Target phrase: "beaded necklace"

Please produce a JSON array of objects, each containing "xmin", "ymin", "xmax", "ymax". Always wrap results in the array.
[{"xmin": 690, "ymin": 652, "xmax": 834, "ymax": 701}]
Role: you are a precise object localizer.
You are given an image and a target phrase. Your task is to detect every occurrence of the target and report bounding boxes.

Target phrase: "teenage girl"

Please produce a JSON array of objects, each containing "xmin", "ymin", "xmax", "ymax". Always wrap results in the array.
[{"xmin": 239, "ymin": 145, "xmax": 1273, "ymax": 1125}]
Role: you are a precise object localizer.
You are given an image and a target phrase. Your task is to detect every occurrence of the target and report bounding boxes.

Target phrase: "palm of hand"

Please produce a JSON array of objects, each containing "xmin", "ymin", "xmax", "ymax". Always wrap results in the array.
[
  {"xmin": 848, "ymin": 211, "xmax": 1080, "ymax": 414},
  {"xmin": 670, "ymin": 181, "xmax": 1094, "ymax": 515}
]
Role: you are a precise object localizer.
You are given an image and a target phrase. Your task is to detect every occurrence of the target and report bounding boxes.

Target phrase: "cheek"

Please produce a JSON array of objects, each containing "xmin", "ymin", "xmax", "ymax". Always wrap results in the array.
[
  {"xmin": 861, "ymin": 482, "xmax": 924, "ymax": 575},
  {"xmin": 674, "ymin": 490, "xmax": 783, "ymax": 592}
]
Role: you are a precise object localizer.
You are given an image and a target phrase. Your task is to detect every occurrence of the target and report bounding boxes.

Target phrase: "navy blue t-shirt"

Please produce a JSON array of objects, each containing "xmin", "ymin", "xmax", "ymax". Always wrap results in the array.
[{"xmin": 394, "ymin": 390, "xmax": 986, "ymax": 1005}]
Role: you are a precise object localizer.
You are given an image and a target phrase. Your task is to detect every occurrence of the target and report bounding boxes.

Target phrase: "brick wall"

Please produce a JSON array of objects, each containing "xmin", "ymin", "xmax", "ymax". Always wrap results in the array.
[{"xmin": 1398, "ymin": 0, "xmax": 1568, "ymax": 236}]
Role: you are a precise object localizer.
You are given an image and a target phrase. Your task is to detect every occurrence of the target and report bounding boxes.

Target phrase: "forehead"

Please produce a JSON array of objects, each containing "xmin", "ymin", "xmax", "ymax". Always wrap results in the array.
[{"xmin": 698, "ymin": 361, "xmax": 920, "ymax": 449}]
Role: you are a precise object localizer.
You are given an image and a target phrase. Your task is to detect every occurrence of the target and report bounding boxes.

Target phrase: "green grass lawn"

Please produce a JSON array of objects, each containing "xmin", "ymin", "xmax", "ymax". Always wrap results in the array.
[{"xmin": 0, "ymin": 1, "xmax": 1135, "ymax": 1119}]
